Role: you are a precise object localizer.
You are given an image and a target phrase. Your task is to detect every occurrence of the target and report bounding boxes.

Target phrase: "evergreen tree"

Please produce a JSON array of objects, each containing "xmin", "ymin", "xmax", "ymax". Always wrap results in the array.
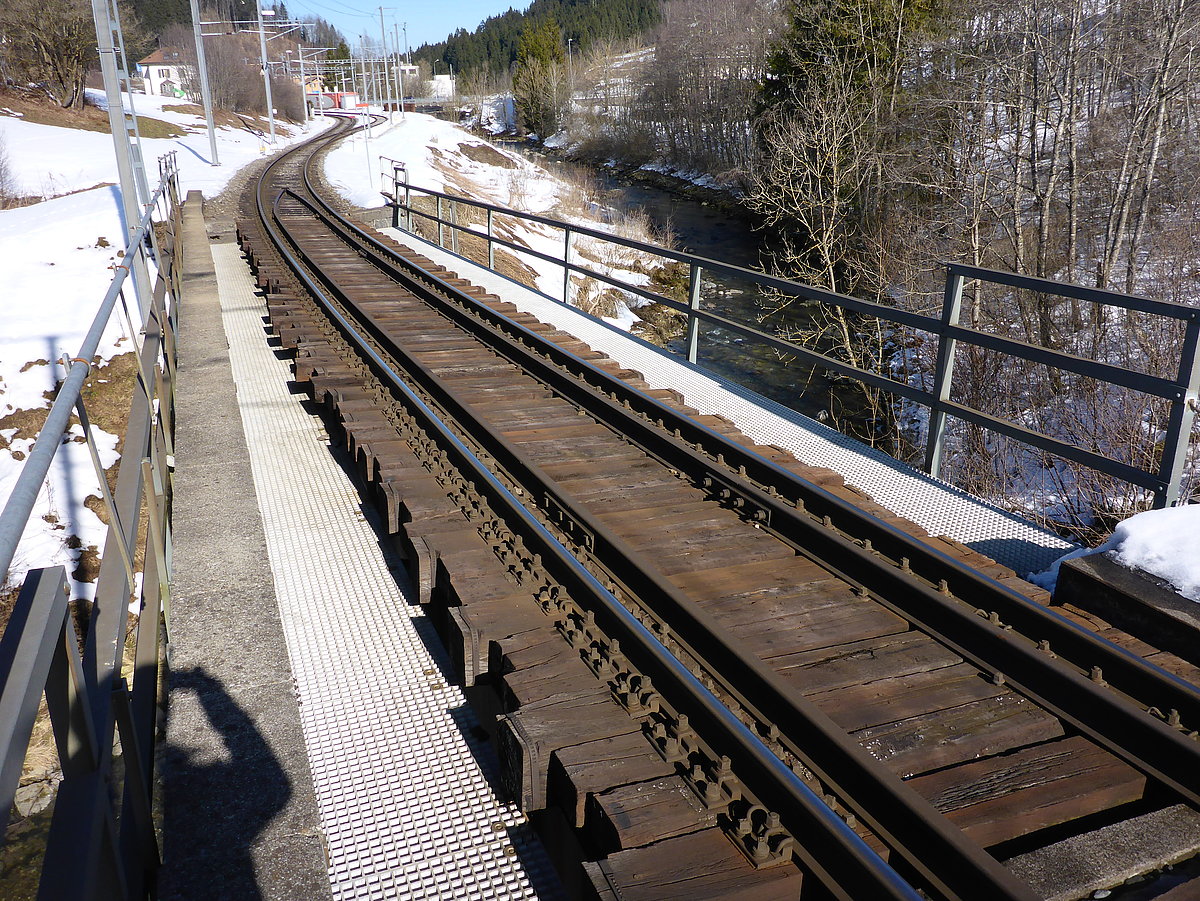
[
  {"xmin": 752, "ymin": 0, "xmax": 942, "ymax": 293},
  {"xmin": 513, "ymin": 17, "xmax": 566, "ymax": 137},
  {"xmin": 413, "ymin": 0, "xmax": 658, "ymax": 77},
  {"xmin": 325, "ymin": 41, "xmax": 352, "ymax": 91}
]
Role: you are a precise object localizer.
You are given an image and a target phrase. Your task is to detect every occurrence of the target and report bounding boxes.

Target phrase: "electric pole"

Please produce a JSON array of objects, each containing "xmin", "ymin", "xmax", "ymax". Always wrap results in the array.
[
  {"xmin": 257, "ymin": 3, "xmax": 277, "ymax": 143},
  {"xmin": 379, "ymin": 7, "xmax": 392, "ymax": 123},
  {"xmin": 188, "ymin": 0, "xmax": 219, "ymax": 164},
  {"xmin": 393, "ymin": 22, "xmax": 406, "ymax": 119}
]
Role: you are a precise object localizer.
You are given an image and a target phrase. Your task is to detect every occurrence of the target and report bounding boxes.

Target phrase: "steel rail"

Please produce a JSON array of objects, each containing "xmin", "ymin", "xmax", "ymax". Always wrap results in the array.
[
  {"xmin": 250, "ymin": 153, "xmax": 930, "ymax": 901},
  {"xmin": 269, "ymin": 188, "xmax": 1037, "ymax": 900},
  {"xmin": 300, "ymin": 175, "xmax": 1200, "ymax": 747}
]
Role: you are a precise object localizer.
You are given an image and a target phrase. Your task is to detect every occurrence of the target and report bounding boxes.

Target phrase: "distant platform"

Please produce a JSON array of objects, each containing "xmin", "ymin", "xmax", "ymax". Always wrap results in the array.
[{"xmin": 380, "ymin": 227, "xmax": 1077, "ymax": 578}]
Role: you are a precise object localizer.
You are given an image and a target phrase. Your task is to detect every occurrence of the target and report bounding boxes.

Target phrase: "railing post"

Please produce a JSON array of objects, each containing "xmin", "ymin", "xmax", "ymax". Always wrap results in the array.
[
  {"xmin": 450, "ymin": 199, "xmax": 459, "ymax": 255},
  {"xmin": 0, "ymin": 568, "xmax": 72, "ymax": 837},
  {"xmin": 436, "ymin": 195, "xmax": 444, "ymax": 247},
  {"xmin": 113, "ymin": 677, "xmax": 161, "ymax": 891},
  {"xmin": 487, "ymin": 208, "xmax": 495, "ymax": 270},
  {"xmin": 141, "ymin": 458, "xmax": 172, "ymax": 625},
  {"xmin": 686, "ymin": 263, "xmax": 703, "ymax": 364},
  {"xmin": 1156, "ymin": 315, "xmax": 1200, "ymax": 507},
  {"xmin": 391, "ymin": 165, "xmax": 401, "ymax": 229},
  {"xmin": 405, "ymin": 180, "xmax": 412, "ymax": 232},
  {"xmin": 924, "ymin": 266, "xmax": 966, "ymax": 479},
  {"xmin": 563, "ymin": 226, "xmax": 572, "ymax": 304}
]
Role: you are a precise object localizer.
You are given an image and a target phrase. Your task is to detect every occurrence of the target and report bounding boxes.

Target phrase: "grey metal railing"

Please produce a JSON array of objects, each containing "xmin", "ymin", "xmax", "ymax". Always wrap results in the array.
[
  {"xmin": 0, "ymin": 153, "xmax": 180, "ymax": 899},
  {"xmin": 380, "ymin": 160, "xmax": 1200, "ymax": 510}
]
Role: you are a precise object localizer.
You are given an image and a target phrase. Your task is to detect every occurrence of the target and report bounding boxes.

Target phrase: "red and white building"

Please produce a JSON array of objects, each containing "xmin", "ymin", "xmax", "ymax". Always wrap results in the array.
[{"xmin": 137, "ymin": 48, "xmax": 190, "ymax": 98}]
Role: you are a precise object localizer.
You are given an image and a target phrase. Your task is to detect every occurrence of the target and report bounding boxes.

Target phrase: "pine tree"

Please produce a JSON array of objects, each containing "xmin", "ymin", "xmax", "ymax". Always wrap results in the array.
[{"xmin": 513, "ymin": 17, "xmax": 567, "ymax": 138}]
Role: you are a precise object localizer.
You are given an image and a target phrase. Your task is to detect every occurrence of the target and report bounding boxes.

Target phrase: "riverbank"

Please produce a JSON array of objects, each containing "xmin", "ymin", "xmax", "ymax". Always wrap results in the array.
[{"xmin": 508, "ymin": 136, "xmax": 759, "ymax": 224}]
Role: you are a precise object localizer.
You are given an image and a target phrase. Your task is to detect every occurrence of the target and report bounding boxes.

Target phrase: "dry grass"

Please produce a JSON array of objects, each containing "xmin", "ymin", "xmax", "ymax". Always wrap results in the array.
[
  {"xmin": 20, "ymin": 699, "xmax": 58, "ymax": 782},
  {"xmin": 0, "ymin": 407, "xmax": 52, "ymax": 458},
  {"xmin": 160, "ymin": 103, "xmax": 246, "ymax": 131},
  {"xmin": 455, "ymin": 141, "xmax": 518, "ymax": 170},
  {"xmin": 0, "ymin": 584, "xmax": 19, "ymax": 646},
  {"xmin": 0, "ymin": 85, "xmax": 186, "ymax": 138}
]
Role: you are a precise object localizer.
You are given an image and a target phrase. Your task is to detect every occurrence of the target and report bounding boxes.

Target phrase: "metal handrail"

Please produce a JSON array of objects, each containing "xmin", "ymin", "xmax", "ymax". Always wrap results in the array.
[
  {"xmin": 0, "ymin": 163, "xmax": 173, "ymax": 579},
  {"xmin": 0, "ymin": 153, "xmax": 180, "ymax": 899},
  {"xmin": 380, "ymin": 167, "xmax": 1200, "ymax": 510}
]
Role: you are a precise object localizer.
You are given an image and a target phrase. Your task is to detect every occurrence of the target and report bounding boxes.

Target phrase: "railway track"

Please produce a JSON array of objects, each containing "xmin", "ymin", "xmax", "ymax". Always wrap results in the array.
[{"xmin": 234, "ymin": 118, "xmax": 1200, "ymax": 900}]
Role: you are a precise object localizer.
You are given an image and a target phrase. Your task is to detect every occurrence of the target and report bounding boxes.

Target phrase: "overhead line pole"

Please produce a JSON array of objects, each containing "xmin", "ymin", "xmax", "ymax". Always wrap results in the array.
[
  {"xmin": 379, "ymin": 8, "xmax": 393, "ymax": 124},
  {"xmin": 257, "ymin": 3, "xmax": 277, "ymax": 143},
  {"xmin": 188, "ymin": 0, "xmax": 219, "ymax": 164},
  {"xmin": 88, "ymin": 0, "xmax": 155, "ymax": 318},
  {"xmin": 393, "ymin": 22, "xmax": 406, "ymax": 120}
]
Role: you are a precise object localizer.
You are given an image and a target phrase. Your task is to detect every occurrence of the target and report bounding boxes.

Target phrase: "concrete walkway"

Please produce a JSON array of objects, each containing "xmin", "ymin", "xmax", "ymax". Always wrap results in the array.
[{"xmin": 161, "ymin": 193, "xmax": 331, "ymax": 900}]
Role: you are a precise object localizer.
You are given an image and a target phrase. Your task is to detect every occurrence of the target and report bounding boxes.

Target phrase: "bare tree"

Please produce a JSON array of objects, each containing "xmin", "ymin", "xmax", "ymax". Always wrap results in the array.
[
  {"xmin": 0, "ymin": 0, "xmax": 103, "ymax": 108},
  {"xmin": 636, "ymin": 0, "xmax": 781, "ymax": 182},
  {"xmin": 0, "ymin": 133, "xmax": 23, "ymax": 208}
]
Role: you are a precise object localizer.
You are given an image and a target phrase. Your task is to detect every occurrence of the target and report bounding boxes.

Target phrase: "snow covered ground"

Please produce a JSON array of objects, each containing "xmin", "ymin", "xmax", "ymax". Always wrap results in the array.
[
  {"xmin": 323, "ymin": 111, "xmax": 662, "ymax": 329},
  {"xmin": 2, "ymin": 92, "xmax": 1197, "ymax": 608},
  {"xmin": 0, "ymin": 90, "xmax": 329, "ymax": 597}
]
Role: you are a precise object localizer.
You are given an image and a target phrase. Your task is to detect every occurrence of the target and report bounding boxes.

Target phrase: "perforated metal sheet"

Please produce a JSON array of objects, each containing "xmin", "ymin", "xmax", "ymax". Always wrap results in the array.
[
  {"xmin": 210, "ymin": 241, "xmax": 560, "ymax": 900},
  {"xmin": 387, "ymin": 230, "xmax": 1076, "ymax": 577}
]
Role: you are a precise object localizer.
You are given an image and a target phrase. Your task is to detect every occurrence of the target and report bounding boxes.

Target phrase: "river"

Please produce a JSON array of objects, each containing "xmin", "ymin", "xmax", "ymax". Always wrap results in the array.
[{"xmin": 528, "ymin": 154, "xmax": 852, "ymax": 427}]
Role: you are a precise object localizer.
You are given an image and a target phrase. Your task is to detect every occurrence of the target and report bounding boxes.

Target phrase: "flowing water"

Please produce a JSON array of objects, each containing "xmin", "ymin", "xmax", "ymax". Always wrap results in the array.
[{"xmin": 543, "ymin": 157, "xmax": 851, "ymax": 425}]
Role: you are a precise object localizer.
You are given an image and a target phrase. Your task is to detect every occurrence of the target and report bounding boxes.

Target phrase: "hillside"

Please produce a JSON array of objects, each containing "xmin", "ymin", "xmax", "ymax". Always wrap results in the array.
[{"xmin": 413, "ymin": 0, "xmax": 659, "ymax": 77}]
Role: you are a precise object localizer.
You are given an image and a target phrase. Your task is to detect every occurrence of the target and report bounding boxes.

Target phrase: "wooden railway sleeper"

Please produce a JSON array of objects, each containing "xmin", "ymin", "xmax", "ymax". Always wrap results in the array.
[
  {"xmin": 255, "ymin": 239, "xmax": 1022, "ymax": 897},
  {"xmin": 529, "ymin": 567, "xmax": 796, "ymax": 871}
]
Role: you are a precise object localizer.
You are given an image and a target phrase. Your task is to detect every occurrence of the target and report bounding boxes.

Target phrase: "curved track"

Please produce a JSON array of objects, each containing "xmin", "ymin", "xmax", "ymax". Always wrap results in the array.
[{"xmin": 233, "ymin": 118, "xmax": 1200, "ymax": 900}]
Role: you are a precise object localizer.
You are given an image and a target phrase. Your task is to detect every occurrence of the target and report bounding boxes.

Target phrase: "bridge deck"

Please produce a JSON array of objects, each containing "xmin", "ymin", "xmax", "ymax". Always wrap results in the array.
[
  {"xmin": 379, "ymin": 227, "xmax": 1075, "ymax": 578},
  {"xmin": 166, "ymin": 195, "xmax": 1077, "ymax": 899}
]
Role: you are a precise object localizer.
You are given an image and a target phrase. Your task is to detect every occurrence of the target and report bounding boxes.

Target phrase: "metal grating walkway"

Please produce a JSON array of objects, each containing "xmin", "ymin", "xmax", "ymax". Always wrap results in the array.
[
  {"xmin": 210, "ymin": 241, "xmax": 561, "ymax": 900},
  {"xmin": 385, "ymin": 229, "xmax": 1076, "ymax": 577}
]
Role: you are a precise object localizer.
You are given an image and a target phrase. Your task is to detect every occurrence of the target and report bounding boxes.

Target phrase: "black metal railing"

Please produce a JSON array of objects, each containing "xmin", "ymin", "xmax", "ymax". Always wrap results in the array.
[{"xmin": 379, "ymin": 159, "xmax": 1200, "ymax": 511}]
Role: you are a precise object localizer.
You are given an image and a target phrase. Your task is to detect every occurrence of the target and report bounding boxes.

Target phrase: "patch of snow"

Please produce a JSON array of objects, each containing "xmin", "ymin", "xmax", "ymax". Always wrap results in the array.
[
  {"xmin": 477, "ymin": 95, "xmax": 516, "ymax": 135},
  {"xmin": 1030, "ymin": 505, "xmax": 1200, "ymax": 601},
  {"xmin": 603, "ymin": 305, "xmax": 638, "ymax": 331},
  {"xmin": 0, "ymin": 89, "xmax": 332, "ymax": 200}
]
